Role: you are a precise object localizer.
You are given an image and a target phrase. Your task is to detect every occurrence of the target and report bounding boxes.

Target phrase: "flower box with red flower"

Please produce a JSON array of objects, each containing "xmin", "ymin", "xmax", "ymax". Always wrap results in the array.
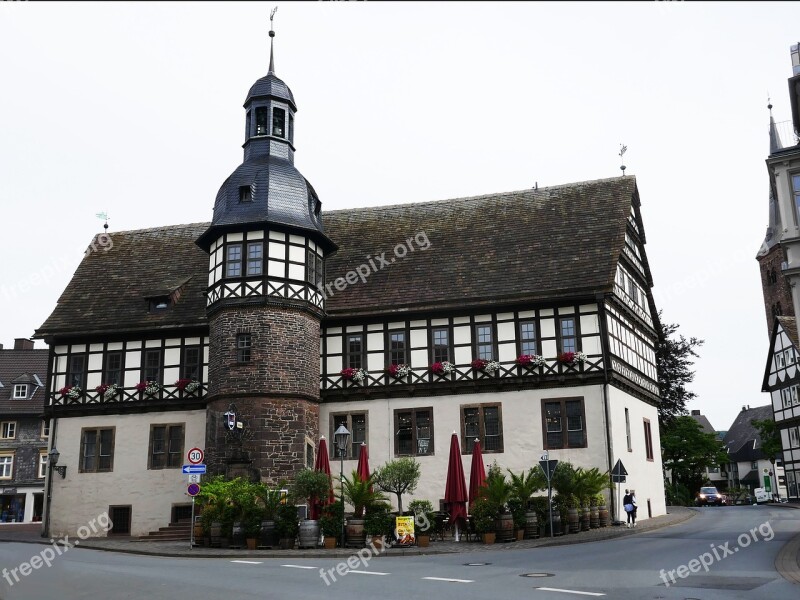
[
  {"xmin": 516, "ymin": 354, "xmax": 546, "ymax": 368},
  {"xmin": 388, "ymin": 363, "xmax": 411, "ymax": 379},
  {"xmin": 471, "ymin": 359, "xmax": 500, "ymax": 375},
  {"xmin": 340, "ymin": 367, "xmax": 367, "ymax": 384},
  {"xmin": 175, "ymin": 378, "xmax": 200, "ymax": 394},
  {"xmin": 557, "ymin": 351, "xmax": 587, "ymax": 365},
  {"xmin": 430, "ymin": 361, "xmax": 455, "ymax": 376},
  {"xmin": 59, "ymin": 385, "xmax": 82, "ymax": 400},
  {"xmin": 95, "ymin": 383, "xmax": 121, "ymax": 400},
  {"xmin": 136, "ymin": 381, "xmax": 161, "ymax": 396}
]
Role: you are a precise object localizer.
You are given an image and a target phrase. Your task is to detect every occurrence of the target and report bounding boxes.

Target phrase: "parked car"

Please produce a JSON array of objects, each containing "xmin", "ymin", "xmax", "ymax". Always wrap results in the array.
[
  {"xmin": 753, "ymin": 488, "xmax": 770, "ymax": 504},
  {"xmin": 695, "ymin": 486, "xmax": 726, "ymax": 506}
]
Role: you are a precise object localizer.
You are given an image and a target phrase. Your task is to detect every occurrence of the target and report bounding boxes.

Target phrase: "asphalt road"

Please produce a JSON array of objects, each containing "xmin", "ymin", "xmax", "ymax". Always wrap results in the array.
[{"xmin": 0, "ymin": 505, "xmax": 797, "ymax": 599}]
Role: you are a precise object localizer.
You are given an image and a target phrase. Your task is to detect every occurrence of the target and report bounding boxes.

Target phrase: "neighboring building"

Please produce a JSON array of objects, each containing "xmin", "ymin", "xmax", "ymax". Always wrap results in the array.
[
  {"xmin": 722, "ymin": 405, "xmax": 786, "ymax": 498},
  {"xmin": 35, "ymin": 28, "xmax": 667, "ymax": 537},
  {"xmin": 758, "ymin": 44, "xmax": 800, "ymax": 502},
  {"xmin": 0, "ymin": 339, "xmax": 49, "ymax": 522},
  {"xmin": 687, "ymin": 409, "xmax": 726, "ymax": 488}
]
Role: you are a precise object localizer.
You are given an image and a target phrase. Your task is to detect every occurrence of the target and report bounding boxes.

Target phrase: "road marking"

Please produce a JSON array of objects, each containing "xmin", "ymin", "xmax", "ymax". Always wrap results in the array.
[
  {"xmin": 349, "ymin": 570, "xmax": 390, "ymax": 575},
  {"xmin": 230, "ymin": 560, "xmax": 263, "ymax": 565},
  {"xmin": 281, "ymin": 564, "xmax": 317, "ymax": 569},
  {"xmin": 422, "ymin": 577, "xmax": 474, "ymax": 583},
  {"xmin": 535, "ymin": 588, "xmax": 605, "ymax": 597}
]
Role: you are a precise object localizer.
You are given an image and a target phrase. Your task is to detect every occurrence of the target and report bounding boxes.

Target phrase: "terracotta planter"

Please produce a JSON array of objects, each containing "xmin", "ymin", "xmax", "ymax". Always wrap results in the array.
[
  {"xmin": 481, "ymin": 532, "xmax": 496, "ymax": 544},
  {"xmin": 323, "ymin": 536, "xmax": 337, "ymax": 549},
  {"xmin": 246, "ymin": 538, "xmax": 257, "ymax": 550},
  {"xmin": 369, "ymin": 535, "xmax": 385, "ymax": 551},
  {"xmin": 417, "ymin": 534, "xmax": 430, "ymax": 548}
]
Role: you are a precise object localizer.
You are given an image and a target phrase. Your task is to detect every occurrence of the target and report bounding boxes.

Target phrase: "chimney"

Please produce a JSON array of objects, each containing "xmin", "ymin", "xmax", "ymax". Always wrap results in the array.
[
  {"xmin": 0, "ymin": 343, "xmax": 3, "ymax": 350},
  {"xmin": 691, "ymin": 410, "xmax": 700, "ymax": 416},
  {"xmin": 792, "ymin": 43, "xmax": 800, "ymax": 76},
  {"xmin": 14, "ymin": 338, "xmax": 34, "ymax": 350},
  {"xmin": 742, "ymin": 405, "xmax": 748, "ymax": 412}
]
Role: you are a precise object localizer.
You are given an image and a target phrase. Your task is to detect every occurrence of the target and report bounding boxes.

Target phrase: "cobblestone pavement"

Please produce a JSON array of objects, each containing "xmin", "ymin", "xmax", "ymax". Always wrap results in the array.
[{"xmin": 0, "ymin": 507, "xmax": 696, "ymax": 559}]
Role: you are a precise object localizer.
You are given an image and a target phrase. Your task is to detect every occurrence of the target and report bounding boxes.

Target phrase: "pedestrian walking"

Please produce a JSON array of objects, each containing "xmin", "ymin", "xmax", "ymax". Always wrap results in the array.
[{"xmin": 623, "ymin": 489, "xmax": 637, "ymax": 528}]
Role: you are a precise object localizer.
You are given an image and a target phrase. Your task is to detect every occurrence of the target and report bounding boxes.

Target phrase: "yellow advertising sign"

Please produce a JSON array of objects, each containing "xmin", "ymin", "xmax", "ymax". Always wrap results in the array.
[{"xmin": 395, "ymin": 515, "xmax": 415, "ymax": 546}]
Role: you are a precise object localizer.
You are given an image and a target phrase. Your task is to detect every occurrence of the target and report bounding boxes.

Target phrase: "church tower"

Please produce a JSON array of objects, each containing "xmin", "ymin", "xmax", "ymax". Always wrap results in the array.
[
  {"xmin": 757, "ymin": 44, "xmax": 800, "ymax": 337},
  {"xmin": 196, "ymin": 18, "xmax": 336, "ymax": 481}
]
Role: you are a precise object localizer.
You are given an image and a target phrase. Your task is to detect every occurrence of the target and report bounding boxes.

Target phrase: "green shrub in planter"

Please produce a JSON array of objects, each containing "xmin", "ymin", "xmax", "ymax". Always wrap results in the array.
[
  {"xmin": 408, "ymin": 499, "xmax": 435, "ymax": 536},
  {"xmin": 364, "ymin": 504, "xmax": 394, "ymax": 537},
  {"xmin": 275, "ymin": 503, "xmax": 300, "ymax": 541},
  {"xmin": 470, "ymin": 497, "xmax": 497, "ymax": 534},
  {"xmin": 319, "ymin": 501, "xmax": 343, "ymax": 542}
]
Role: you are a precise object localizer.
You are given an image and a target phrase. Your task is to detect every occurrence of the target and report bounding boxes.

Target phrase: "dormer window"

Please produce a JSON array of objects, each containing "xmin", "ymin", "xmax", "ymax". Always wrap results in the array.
[
  {"xmin": 13, "ymin": 384, "xmax": 27, "ymax": 399},
  {"xmin": 239, "ymin": 186, "xmax": 253, "ymax": 203},
  {"xmin": 272, "ymin": 107, "xmax": 285, "ymax": 137},
  {"xmin": 149, "ymin": 297, "xmax": 171, "ymax": 312},
  {"xmin": 255, "ymin": 107, "xmax": 269, "ymax": 135},
  {"xmin": 288, "ymin": 113, "xmax": 294, "ymax": 143}
]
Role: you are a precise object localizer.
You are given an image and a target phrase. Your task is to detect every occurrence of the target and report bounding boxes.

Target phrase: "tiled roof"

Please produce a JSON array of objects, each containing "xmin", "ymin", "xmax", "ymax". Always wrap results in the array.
[
  {"xmin": 0, "ymin": 349, "xmax": 49, "ymax": 415},
  {"xmin": 777, "ymin": 316, "xmax": 798, "ymax": 347},
  {"xmin": 35, "ymin": 224, "xmax": 210, "ymax": 339},
  {"xmin": 35, "ymin": 176, "xmax": 639, "ymax": 335},
  {"xmin": 323, "ymin": 176, "xmax": 638, "ymax": 316},
  {"xmin": 689, "ymin": 413, "xmax": 717, "ymax": 436},
  {"xmin": 723, "ymin": 405, "xmax": 777, "ymax": 462}
]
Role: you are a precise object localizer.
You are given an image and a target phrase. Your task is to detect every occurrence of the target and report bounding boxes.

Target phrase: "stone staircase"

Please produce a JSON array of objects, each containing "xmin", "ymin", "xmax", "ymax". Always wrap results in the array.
[{"xmin": 138, "ymin": 519, "xmax": 193, "ymax": 542}]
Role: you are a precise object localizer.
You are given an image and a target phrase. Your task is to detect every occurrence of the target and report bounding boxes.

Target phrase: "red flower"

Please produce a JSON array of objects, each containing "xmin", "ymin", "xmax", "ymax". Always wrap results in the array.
[
  {"xmin": 340, "ymin": 368, "xmax": 357, "ymax": 380},
  {"xmin": 431, "ymin": 362, "xmax": 444, "ymax": 374},
  {"xmin": 516, "ymin": 354, "xmax": 533, "ymax": 366},
  {"xmin": 135, "ymin": 381, "xmax": 148, "ymax": 392},
  {"xmin": 471, "ymin": 358, "xmax": 488, "ymax": 370},
  {"xmin": 58, "ymin": 386, "xmax": 73, "ymax": 396},
  {"xmin": 175, "ymin": 378, "xmax": 192, "ymax": 391},
  {"xmin": 558, "ymin": 352, "xmax": 576, "ymax": 364},
  {"xmin": 95, "ymin": 383, "xmax": 109, "ymax": 394}
]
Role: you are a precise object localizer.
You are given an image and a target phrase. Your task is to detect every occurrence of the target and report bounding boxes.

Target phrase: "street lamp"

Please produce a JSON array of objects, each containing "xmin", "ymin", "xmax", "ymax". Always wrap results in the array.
[
  {"xmin": 48, "ymin": 447, "xmax": 66, "ymax": 479},
  {"xmin": 333, "ymin": 424, "xmax": 351, "ymax": 548}
]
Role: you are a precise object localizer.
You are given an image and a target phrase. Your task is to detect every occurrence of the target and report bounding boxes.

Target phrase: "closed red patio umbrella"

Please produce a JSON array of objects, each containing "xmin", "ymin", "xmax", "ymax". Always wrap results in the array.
[
  {"xmin": 356, "ymin": 442, "xmax": 370, "ymax": 488},
  {"xmin": 444, "ymin": 432, "xmax": 468, "ymax": 540},
  {"xmin": 468, "ymin": 438, "xmax": 486, "ymax": 510},
  {"xmin": 311, "ymin": 436, "xmax": 335, "ymax": 520}
]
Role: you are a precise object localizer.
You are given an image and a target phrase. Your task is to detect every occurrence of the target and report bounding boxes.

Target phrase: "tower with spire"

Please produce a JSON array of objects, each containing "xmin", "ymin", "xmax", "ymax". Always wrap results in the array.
[
  {"xmin": 757, "ymin": 44, "xmax": 800, "ymax": 337},
  {"xmin": 196, "ymin": 12, "xmax": 336, "ymax": 482}
]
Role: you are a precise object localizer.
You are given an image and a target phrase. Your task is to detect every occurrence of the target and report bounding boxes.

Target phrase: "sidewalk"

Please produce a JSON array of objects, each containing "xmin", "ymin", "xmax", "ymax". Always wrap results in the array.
[{"xmin": 0, "ymin": 507, "xmax": 695, "ymax": 559}]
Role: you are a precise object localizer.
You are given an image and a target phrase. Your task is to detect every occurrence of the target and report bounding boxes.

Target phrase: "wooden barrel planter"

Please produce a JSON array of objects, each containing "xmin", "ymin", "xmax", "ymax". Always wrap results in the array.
[
  {"xmin": 548, "ymin": 512, "xmax": 563, "ymax": 536},
  {"xmin": 598, "ymin": 505, "xmax": 610, "ymax": 527},
  {"xmin": 567, "ymin": 508, "xmax": 580, "ymax": 533},
  {"xmin": 209, "ymin": 521, "xmax": 223, "ymax": 548},
  {"xmin": 193, "ymin": 521, "xmax": 203, "ymax": 544},
  {"xmin": 580, "ymin": 508, "xmax": 590, "ymax": 532},
  {"xmin": 590, "ymin": 506, "xmax": 600, "ymax": 529},
  {"xmin": 345, "ymin": 518, "xmax": 366, "ymax": 548},
  {"xmin": 494, "ymin": 513, "xmax": 514, "ymax": 542},
  {"xmin": 258, "ymin": 520, "xmax": 276, "ymax": 549},
  {"xmin": 298, "ymin": 520, "xmax": 320, "ymax": 549},
  {"xmin": 230, "ymin": 521, "xmax": 245, "ymax": 549},
  {"xmin": 524, "ymin": 511, "xmax": 539, "ymax": 539}
]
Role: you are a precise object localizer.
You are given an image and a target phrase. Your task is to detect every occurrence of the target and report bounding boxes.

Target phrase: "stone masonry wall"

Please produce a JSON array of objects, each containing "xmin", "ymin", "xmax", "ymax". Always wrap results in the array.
[{"xmin": 758, "ymin": 246, "xmax": 795, "ymax": 336}]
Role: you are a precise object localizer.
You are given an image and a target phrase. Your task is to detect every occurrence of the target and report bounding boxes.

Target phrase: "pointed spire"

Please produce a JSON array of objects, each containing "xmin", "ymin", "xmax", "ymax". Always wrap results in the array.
[
  {"xmin": 768, "ymin": 98, "xmax": 781, "ymax": 154},
  {"xmin": 268, "ymin": 7, "xmax": 277, "ymax": 74}
]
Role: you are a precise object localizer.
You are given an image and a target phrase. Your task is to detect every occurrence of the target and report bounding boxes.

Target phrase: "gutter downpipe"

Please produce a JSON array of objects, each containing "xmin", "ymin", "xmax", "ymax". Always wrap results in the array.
[{"xmin": 597, "ymin": 295, "xmax": 617, "ymax": 525}]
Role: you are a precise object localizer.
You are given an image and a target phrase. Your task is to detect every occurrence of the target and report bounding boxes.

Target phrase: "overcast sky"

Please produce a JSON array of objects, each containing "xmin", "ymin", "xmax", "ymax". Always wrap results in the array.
[{"xmin": 1, "ymin": 2, "xmax": 798, "ymax": 431}]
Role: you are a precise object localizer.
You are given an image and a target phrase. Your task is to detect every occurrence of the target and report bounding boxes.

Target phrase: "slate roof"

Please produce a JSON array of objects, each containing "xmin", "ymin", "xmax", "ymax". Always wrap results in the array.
[
  {"xmin": 723, "ymin": 405, "xmax": 778, "ymax": 462},
  {"xmin": 245, "ymin": 72, "xmax": 296, "ymax": 109},
  {"xmin": 689, "ymin": 411, "xmax": 717, "ymax": 436},
  {"xmin": 35, "ymin": 224, "xmax": 210, "ymax": 339},
  {"xmin": 36, "ymin": 176, "xmax": 641, "ymax": 336},
  {"xmin": 0, "ymin": 349, "xmax": 48, "ymax": 415},
  {"xmin": 777, "ymin": 316, "xmax": 798, "ymax": 347},
  {"xmin": 323, "ymin": 176, "xmax": 639, "ymax": 316}
]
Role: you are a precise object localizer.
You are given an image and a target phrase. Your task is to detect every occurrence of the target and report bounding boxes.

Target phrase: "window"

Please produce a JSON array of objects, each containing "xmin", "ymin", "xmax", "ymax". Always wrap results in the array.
[
  {"xmin": 461, "ymin": 404, "xmax": 503, "ymax": 453},
  {"xmin": 288, "ymin": 113, "xmax": 294, "ymax": 143},
  {"xmin": 331, "ymin": 413, "xmax": 367, "ymax": 459},
  {"xmin": 519, "ymin": 321, "xmax": 537, "ymax": 356},
  {"xmin": 0, "ymin": 455, "xmax": 12, "ymax": 479},
  {"xmin": 306, "ymin": 250, "xmax": 324, "ymax": 288},
  {"xmin": 38, "ymin": 452, "xmax": 48, "ymax": 478},
  {"xmin": 1, "ymin": 422, "xmax": 16, "ymax": 440},
  {"xmin": 793, "ymin": 174, "xmax": 800, "ymax": 224},
  {"xmin": 751, "ymin": 461, "xmax": 759, "ymax": 471},
  {"xmin": 543, "ymin": 398, "xmax": 586, "ymax": 449},
  {"xmin": 643, "ymin": 418, "xmax": 654, "ymax": 461},
  {"xmin": 149, "ymin": 424, "xmax": 185, "ymax": 469},
  {"xmin": 306, "ymin": 441, "xmax": 314, "ymax": 470},
  {"xmin": 272, "ymin": 107, "xmax": 285, "ymax": 137},
  {"xmin": 625, "ymin": 408, "xmax": 632, "ymax": 452},
  {"xmin": 239, "ymin": 185, "xmax": 253, "ymax": 203},
  {"xmin": 395, "ymin": 408, "xmax": 433, "ymax": 456},
  {"xmin": 13, "ymin": 384, "xmax": 27, "ymax": 399},
  {"xmin": 41, "ymin": 420, "xmax": 50, "ymax": 439},
  {"xmin": 558, "ymin": 317, "xmax": 577, "ymax": 354},
  {"xmin": 246, "ymin": 242, "xmax": 263, "ymax": 276},
  {"xmin": 67, "ymin": 354, "xmax": 86, "ymax": 387},
  {"xmin": 237, "ymin": 333, "xmax": 252, "ymax": 363},
  {"xmin": 181, "ymin": 346, "xmax": 201, "ymax": 381},
  {"xmin": 226, "ymin": 244, "xmax": 242, "ymax": 277},
  {"xmin": 777, "ymin": 352, "xmax": 786, "ymax": 368},
  {"xmin": 80, "ymin": 428, "xmax": 115, "ymax": 473},
  {"xmin": 346, "ymin": 334, "xmax": 364, "ymax": 370},
  {"xmin": 431, "ymin": 328, "xmax": 451, "ymax": 363},
  {"xmin": 142, "ymin": 349, "xmax": 162, "ymax": 383},
  {"xmin": 389, "ymin": 331, "xmax": 407, "ymax": 366},
  {"xmin": 104, "ymin": 351, "xmax": 123, "ymax": 386},
  {"xmin": 475, "ymin": 324, "xmax": 495, "ymax": 361},
  {"xmin": 789, "ymin": 426, "xmax": 800, "ymax": 448},
  {"xmin": 255, "ymin": 106, "xmax": 269, "ymax": 135}
]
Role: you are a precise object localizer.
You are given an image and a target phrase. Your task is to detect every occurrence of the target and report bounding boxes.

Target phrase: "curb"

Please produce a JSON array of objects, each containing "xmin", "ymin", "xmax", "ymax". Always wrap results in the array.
[{"xmin": 775, "ymin": 530, "xmax": 800, "ymax": 585}]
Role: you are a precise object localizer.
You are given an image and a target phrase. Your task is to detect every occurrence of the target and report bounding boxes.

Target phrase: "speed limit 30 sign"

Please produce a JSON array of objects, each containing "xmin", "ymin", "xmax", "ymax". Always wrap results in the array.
[{"xmin": 187, "ymin": 448, "xmax": 204, "ymax": 465}]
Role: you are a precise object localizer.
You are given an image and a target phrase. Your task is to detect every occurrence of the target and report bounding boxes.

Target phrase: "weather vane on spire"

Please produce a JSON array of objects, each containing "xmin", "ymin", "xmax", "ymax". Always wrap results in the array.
[
  {"xmin": 619, "ymin": 144, "xmax": 627, "ymax": 176},
  {"xmin": 268, "ymin": 7, "xmax": 278, "ymax": 73}
]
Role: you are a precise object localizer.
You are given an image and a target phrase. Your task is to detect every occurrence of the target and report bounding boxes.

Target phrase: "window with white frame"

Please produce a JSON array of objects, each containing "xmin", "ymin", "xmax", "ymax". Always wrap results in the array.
[
  {"xmin": 1, "ymin": 422, "xmax": 16, "ymax": 440},
  {"xmin": 38, "ymin": 452, "xmax": 48, "ymax": 478},
  {"xmin": 789, "ymin": 426, "xmax": 800, "ymax": 449},
  {"xmin": 0, "ymin": 455, "xmax": 12, "ymax": 479},
  {"xmin": 13, "ymin": 384, "xmax": 27, "ymax": 399},
  {"xmin": 777, "ymin": 352, "xmax": 786, "ymax": 369},
  {"xmin": 41, "ymin": 420, "xmax": 50, "ymax": 439},
  {"xmin": 792, "ymin": 174, "xmax": 800, "ymax": 225}
]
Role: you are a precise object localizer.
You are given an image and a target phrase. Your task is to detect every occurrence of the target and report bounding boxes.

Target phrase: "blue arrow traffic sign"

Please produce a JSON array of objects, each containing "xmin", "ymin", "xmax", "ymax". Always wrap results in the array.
[{"xmin": 182, "ymin": 464, "xmax": 207, "ymax": 474}]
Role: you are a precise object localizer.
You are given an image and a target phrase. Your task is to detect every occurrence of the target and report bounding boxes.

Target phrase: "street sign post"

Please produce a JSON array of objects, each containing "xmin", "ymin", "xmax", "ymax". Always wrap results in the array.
[
  {"xmin": 187, "ymin": 473, "xmax": 201, "ymax": 484},
  {"xmin": 538, "ymin": 455, "xmax": 559, "ymax": 538},
  {"xmin": 187, "ymin": 483, "xmax": 201, "ymax": 550},
  {"xmin": 187, "ymin": 483, "xmax": 200, "ymax": 496},
  {"xmin": 182, "ymin": 464, "xmax": 207, "ymax": 474},
  {"xmin": 187, "ymin": 448, "xmax": 204, "ymax": 465}
]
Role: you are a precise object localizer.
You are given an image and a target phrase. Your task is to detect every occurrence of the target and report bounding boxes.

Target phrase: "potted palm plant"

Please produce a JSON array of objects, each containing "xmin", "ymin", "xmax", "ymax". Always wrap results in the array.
[
  {"xmin": 256, "ymin": 484, "xmax": 283, "ymax": 549},
  {"xmin": 482, "ymin": 467, "xmax": 513, "ymax": 542},
  {"xmin": 508, "ymin": 468, "xmax": 546, "ymax": 540},
  {"xmin": 341, "ymin": 471, "xmax": 388, "ymax": 548}
]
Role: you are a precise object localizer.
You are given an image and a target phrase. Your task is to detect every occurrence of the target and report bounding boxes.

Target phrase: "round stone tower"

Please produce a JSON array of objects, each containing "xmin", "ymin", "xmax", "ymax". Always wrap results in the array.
[{"xmin": 196, "ymin": 24, "xmax": 336, "ymax": 482}]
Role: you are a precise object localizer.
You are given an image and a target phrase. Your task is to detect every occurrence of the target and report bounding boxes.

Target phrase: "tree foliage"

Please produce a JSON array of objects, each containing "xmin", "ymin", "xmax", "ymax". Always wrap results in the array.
[
  {"xmin": 661, "ymin": 416, "xmax": 727, "ymax": 494},
  {"xmin": 372, "ymin": 458, "xmax": 420, "ymax": 513},
  {"xmin": 751, "ymin": 418, "xmax": 782, "ymax": 465},
  {"xmin": 656, "ymin": 311, "xmax": 705, "ymax": 428}
]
